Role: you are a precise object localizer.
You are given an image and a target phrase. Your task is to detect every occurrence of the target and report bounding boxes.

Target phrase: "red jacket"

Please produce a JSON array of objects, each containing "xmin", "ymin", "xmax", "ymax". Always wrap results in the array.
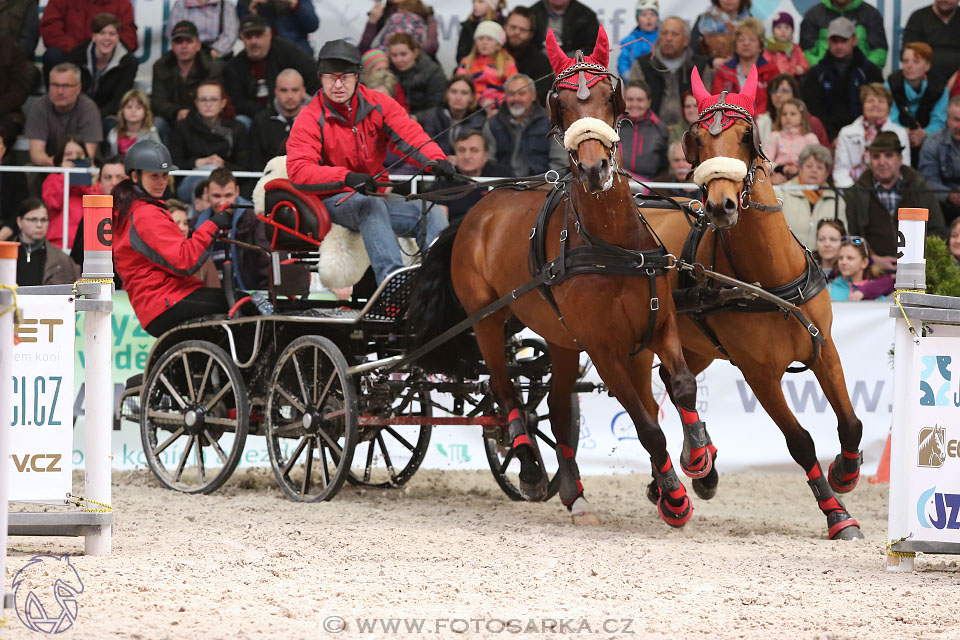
[
  {"xmin": 710, "ymin": 55, "xmax": 779, "ymax": 115},
  {"xmin": 40, "ymin": 0, "xmax": 138, "ymax": 53},
  {"xmin": 286, "ymin": 85, "xmax": 446, "ymax": 196},
  {"xmin": 42, "ymin": 173, "xmax": 96, "ymax": 249},
  {"xmin": 113, "ymin": 198, "xmax": 219, "ymax": 328}
]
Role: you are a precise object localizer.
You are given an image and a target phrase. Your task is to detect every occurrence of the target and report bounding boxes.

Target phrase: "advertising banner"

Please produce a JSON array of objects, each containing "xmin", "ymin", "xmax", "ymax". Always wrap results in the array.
[
  {"xmin": 905, "ymin": 336, "xmax": 960, "ymax": 542},
  {"xmin": 73, "ymin": 298, "xmax": 893, "ymax": 476},
  {"xmin": 9, "ymin": 295, "xmax": 75, "ymax": 502}
]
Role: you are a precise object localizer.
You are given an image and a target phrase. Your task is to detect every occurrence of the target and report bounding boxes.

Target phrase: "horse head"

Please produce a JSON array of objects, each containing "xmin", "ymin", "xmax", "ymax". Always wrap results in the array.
[
  {"xmin": 546, "ymin": 26, "xmax": 626, "ymax": 194},
  {"xmin": 682, "ymin": 66, "xmax": 765, "ymax": 228}
]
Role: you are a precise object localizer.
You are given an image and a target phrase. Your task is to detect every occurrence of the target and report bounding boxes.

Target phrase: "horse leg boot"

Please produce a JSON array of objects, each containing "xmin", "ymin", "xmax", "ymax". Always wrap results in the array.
[
  {"xmin": 657, "ymin": 365, "xmax": 715, "ymax": 481},
  {"xmin": 742, "ymin": 369, "xmax": 862, "ymax": 540},
  {"xmin": 593, "ymin": 348, "xmax": 693, "ymax": 528},
  {"xmin": 812, "ymin": 338, "xmax": 864, "ymax": 494},
  {"xmin": 547, "ymin": 344, "xmax": 598, "ymax": 525},
  {"xmin": 807, "ymin": 462, "xmax": 862, "ymax": 540},
  {"xmin": 472, "ymin": 314, "xmax": 548, "ymax": 501}
]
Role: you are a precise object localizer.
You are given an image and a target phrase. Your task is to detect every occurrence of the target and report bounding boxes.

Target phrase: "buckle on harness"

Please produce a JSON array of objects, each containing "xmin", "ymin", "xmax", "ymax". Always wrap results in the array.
[
  {"xmin": 650, "ymin": 297, "xmax": 660, "ymax": 311},
  {"xmin": 807, "ymin": 323, "xmax": 820, "ymax": 338},
  {"xmin": 664, "ymin": 253, "xmax": 677, "ymax": 269},
  {"xmin": 560, "ymin": 229, "xmax": 568, "ymax": 241},
  {"xmin": 529, "ymin": 227, "xmax": 536, "ymax": 239},
  {"xmin": 545, "ymin": 169, "xmax": 560, "ymax": 185}
]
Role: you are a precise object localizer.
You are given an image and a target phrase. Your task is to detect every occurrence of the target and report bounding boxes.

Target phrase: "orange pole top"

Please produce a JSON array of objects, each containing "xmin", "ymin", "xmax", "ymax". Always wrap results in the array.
[
  {"xmin": 898, "ymin": 208, "xmax": 928, "ymax": 221},
  {"xmin": 83, "ymin": 194, "xmax": 114, "ymax": 208},
  {"xmin": 0, "ymin": 241, "xmax": 19, "ymax": 260}
]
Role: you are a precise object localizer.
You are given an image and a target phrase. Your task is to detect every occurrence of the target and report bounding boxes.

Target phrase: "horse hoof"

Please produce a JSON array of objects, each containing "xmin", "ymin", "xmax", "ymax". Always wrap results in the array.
[
  {"xmin": 572, "ymin": 511, "xmax": 600, "ymax": 526},
  {"xmin": 692, "ymin": 466, "xmax": 719, "ymax": 500},
  {"xmin": 645, "ymin": 478, "xmax": 660, "ymax": 505},
  {"xmin": 828, "ymin": 510, "xmax": 862, "ymax": 540},
  {"xmin": 570, "ymin": 497, "xmax": 600, "ymax": 526},
  {"xmin": 828, "ymin": 459, "xmax": 860, "ymax": 494},
  {"xmin": 519, "ymin": 476, "xmax": 549, "ymax": 502},
  {"xmin": 680, "ymin": 446, "xmax": 714, "ymax": 479},
  {"xmin": 657, "ymin": 494, "xmax": 693, "ymax": 528}
]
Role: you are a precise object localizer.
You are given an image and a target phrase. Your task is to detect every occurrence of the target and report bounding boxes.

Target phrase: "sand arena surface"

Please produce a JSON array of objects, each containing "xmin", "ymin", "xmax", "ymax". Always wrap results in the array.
[{"xmin": 5, "ymin": 469, "xmax": 960, "ymax": 640}]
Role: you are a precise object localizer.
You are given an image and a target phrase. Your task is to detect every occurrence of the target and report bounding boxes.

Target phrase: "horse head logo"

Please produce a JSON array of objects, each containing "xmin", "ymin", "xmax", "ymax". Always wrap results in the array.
[
  {"xmin": 13, "ymin": 554, "xmax": 85, "ymax": 634},
  {"xmin": 918, "ymin": 425, "xmax": 947, "ymax": 468}
]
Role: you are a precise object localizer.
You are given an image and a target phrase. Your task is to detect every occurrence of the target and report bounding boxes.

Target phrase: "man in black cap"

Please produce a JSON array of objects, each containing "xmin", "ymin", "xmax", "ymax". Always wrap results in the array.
[
  {"xmin": 223, "ymin": 14, "xmax": 318, "ymax": 122},
  {"xmin": 844, "ymin": 130, "xmax": 946, "ymax": 268},
  {"xmin": 286, "ymin": 39, "xmax": 456, "ymax": 284},
  {"xmin": 152, "ymin": 20, "xmax": 223, "ymax": 143}
]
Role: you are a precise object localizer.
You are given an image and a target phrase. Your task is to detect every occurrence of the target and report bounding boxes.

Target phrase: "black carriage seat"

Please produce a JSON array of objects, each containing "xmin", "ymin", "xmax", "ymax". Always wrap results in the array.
[{"xmin": 260, "ymin": 179, "xmax": 333, "ymax": 251}]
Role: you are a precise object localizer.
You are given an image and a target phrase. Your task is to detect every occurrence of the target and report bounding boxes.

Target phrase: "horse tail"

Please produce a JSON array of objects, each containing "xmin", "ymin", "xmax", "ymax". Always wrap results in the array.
[{"xmin": 406, "ymin": 220, "xmax": 476, "ymax": 372}]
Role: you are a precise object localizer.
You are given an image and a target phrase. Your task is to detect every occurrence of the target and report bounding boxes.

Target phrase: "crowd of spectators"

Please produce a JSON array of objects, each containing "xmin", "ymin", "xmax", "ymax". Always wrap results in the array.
[{"xmin": 1, "ymin": 0, "xmax": 960, "ymax": 298}]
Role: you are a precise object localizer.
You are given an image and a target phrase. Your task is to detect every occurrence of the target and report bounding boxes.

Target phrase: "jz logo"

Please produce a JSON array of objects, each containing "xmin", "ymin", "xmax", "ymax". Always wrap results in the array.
[
  {"xmin": 919, "ymin": 355, "xmax": 955, "ymax": 406},
  {"xmin": 10, "ymin": 454, "xmax": 62, "ymax": 473},
  {"xmin": 917, "ymin": 486, "xmax": 960, "ymax": 529}
]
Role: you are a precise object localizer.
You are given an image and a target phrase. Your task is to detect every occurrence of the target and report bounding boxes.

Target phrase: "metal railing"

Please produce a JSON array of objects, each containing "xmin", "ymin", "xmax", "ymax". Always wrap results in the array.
[{"xmin": 3, "ymin": 163, "xmax": 940, "ymax": 252}]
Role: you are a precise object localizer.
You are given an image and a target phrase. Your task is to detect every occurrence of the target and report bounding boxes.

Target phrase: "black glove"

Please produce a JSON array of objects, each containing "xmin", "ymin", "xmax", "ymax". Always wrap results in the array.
[
  {"xmin": 345, "ymin": 172, "xmax": 377, "ymax": 195},
  {"xmin": 210, "ymin": 209, "xmax": 233, "ymax": 231},
  {"xmin": 430, "ymin": 159, "xmax": 457, "ymax": 180}
]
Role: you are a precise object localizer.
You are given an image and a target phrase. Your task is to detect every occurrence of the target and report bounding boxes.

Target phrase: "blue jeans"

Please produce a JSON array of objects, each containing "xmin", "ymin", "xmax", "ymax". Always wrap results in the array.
[{"xmin": 322, "ymin": 192, "xmax": 448, "ymax": 283}]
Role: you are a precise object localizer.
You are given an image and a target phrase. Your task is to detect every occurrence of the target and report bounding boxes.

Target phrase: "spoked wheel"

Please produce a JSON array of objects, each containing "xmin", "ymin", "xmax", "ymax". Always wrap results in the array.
[
  {"xmin": 140, "ymin": 340, "xmax": 249, "ymax": 494},
  {"xmin": 348, "ymin": 385, "xmax": 433, "ymax": 488},
  {"xmin": 265, "ymin": 335, "xmax": 358, "ymax": 502},
  {"xmin": 485, "ymin": 339, "xmax": 580, "ymax": 501}
]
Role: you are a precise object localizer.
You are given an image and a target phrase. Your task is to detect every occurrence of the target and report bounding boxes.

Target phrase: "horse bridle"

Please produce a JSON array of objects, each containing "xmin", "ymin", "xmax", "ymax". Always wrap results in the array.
[
  {"xmin": 682, "ymin": 93, "xmax": 782, "ymax": 214},
  {"xmin": 547, "ymin": 54, "xmax": 627, "ymax": 169}
]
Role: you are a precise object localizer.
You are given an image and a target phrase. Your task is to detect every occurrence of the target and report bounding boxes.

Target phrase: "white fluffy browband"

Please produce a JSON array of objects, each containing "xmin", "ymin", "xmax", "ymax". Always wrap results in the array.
[
  {"xmin": 563, "ymin": 117, "xmax": 620, "ymax": 151},
  {"xmin": 692, "ymin": 156, "xmax": 748, "ymax": 187}
]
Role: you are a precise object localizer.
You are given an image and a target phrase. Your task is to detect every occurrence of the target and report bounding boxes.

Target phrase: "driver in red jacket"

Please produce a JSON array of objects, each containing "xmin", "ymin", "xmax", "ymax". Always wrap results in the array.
[{"xmin": 286, "ymin": 39, "xmax": 456, "ymax": 284}]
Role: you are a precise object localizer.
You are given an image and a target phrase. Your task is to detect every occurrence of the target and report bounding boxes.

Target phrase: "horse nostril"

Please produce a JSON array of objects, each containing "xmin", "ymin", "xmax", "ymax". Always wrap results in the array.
[
  {"xmin": 599, "ymin": 159, "xmax": 609, "ymax": 172},
  {"xmin": 723, "ymin": 197, "xmax": 737, "ymax": 213},
  {"xmin": 577, "ymin": 162, "xmax": 587, "ymax": 175}
]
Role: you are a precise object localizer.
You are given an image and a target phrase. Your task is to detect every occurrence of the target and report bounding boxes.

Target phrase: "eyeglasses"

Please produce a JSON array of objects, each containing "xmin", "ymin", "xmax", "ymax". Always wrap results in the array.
[
  {"xmin": 841, "ymin": 236, "xmax": 865, "ymax": 246},
  {"xmin": 322, "ymin": 73, "xmax": 357, "ymax": 86},
  {"xmin": 196, "ymin": 97, "xmax": 223, "ymax": 104},
  {"xmin": 22, "ymin": 217, "xmax": 49, "ymax": 224}
]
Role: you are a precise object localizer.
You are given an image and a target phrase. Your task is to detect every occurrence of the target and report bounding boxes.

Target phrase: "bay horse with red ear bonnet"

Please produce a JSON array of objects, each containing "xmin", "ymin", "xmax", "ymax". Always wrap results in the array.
[
  {"xmin": 632, "ymin": 66, "xmax": 864, "ymax": 540},
  {"xmin": 406, "ymin": 26, "xmax": 716, "ymax": 527}
]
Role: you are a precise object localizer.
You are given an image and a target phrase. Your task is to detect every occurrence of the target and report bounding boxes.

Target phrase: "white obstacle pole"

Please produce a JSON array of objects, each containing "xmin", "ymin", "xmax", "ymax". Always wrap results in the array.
[
  {"xmin": 81, "ymin": 194, "xmax": 114, "ymax": 555},
  {"xmin": 887, "ymin": 207, "xmax": 927, "ymax": 572},
  {"xmin": 1, "ymin": 241, "xmax": 18, "ymax": 608}
]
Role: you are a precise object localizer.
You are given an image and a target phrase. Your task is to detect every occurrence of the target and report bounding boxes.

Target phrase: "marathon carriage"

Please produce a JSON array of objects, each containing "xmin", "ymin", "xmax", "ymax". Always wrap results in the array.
[{"xmin": 115, "ymin": 178, "xmax": 596, "ymax": 502}]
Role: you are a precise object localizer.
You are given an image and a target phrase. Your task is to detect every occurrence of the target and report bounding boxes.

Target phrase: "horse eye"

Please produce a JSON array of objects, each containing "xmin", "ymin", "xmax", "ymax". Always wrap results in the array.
[{"xmin": 741, "ymin": 131, "xmax": 752, "ymax": 144}]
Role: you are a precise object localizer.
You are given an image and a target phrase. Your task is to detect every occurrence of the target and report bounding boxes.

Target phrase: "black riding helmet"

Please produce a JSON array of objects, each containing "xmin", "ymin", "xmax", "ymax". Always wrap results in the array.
[
  {"xmin": 316, "ymin": 39, "xmax": 362, "ymax": 75},
  {"xmin": 124, "ymin": 139, "xmax": 178, "ymax": 175}
]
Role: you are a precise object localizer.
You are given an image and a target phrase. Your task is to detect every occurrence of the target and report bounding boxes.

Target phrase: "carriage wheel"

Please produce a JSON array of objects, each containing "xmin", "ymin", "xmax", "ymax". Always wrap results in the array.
[
  {"xmin": 265, "ymin": 335, "xmax": 358, "ymax": 502},
  {"xmin": 485, "ymin": 339, "xmax": 580, "ymax": 502},
  {"xmin": 348, "ymin": 387, "xmax": 433, "ymax": 488},
  {"xmin": 140, "ymin": 340, "xmax": 249, "ymax": 494}
]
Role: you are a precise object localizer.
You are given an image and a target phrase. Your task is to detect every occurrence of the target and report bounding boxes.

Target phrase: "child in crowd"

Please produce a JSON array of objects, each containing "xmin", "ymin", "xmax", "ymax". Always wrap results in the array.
[
  {"xmin": 362, "ymin": 48, "xmax": 409, "ymax": 110},
  {"xmin": 764, "ymin": 12, "xmax": 808, "ymax": 76},
  {"xmin": 457, "ymin": 21, "xmax": 517, "ymax": 111},
  {"xmin": 457, "ymin": 0, "xmax": 506, "ymax": 62},
  {"xmin": 828, "ymin": 236, "xmax": 895, "ymax": 301},
  {"xmin": 767, "ymin": 98, "xmax": 819, "ymax": 184},
  {"xmin": 375, "ymin": 0, "xmax": 436, "ymax": 54},
  {"xmin": 618, "ymin": 0, "xmax": 659, "ymax": 78},
  {"xmin": 104, "ymin": 89, "xmax": 162, "ymax": 157},
  {"xmin": 814, "ymin": 218, "xmax": 845, "ymax": 280}
]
